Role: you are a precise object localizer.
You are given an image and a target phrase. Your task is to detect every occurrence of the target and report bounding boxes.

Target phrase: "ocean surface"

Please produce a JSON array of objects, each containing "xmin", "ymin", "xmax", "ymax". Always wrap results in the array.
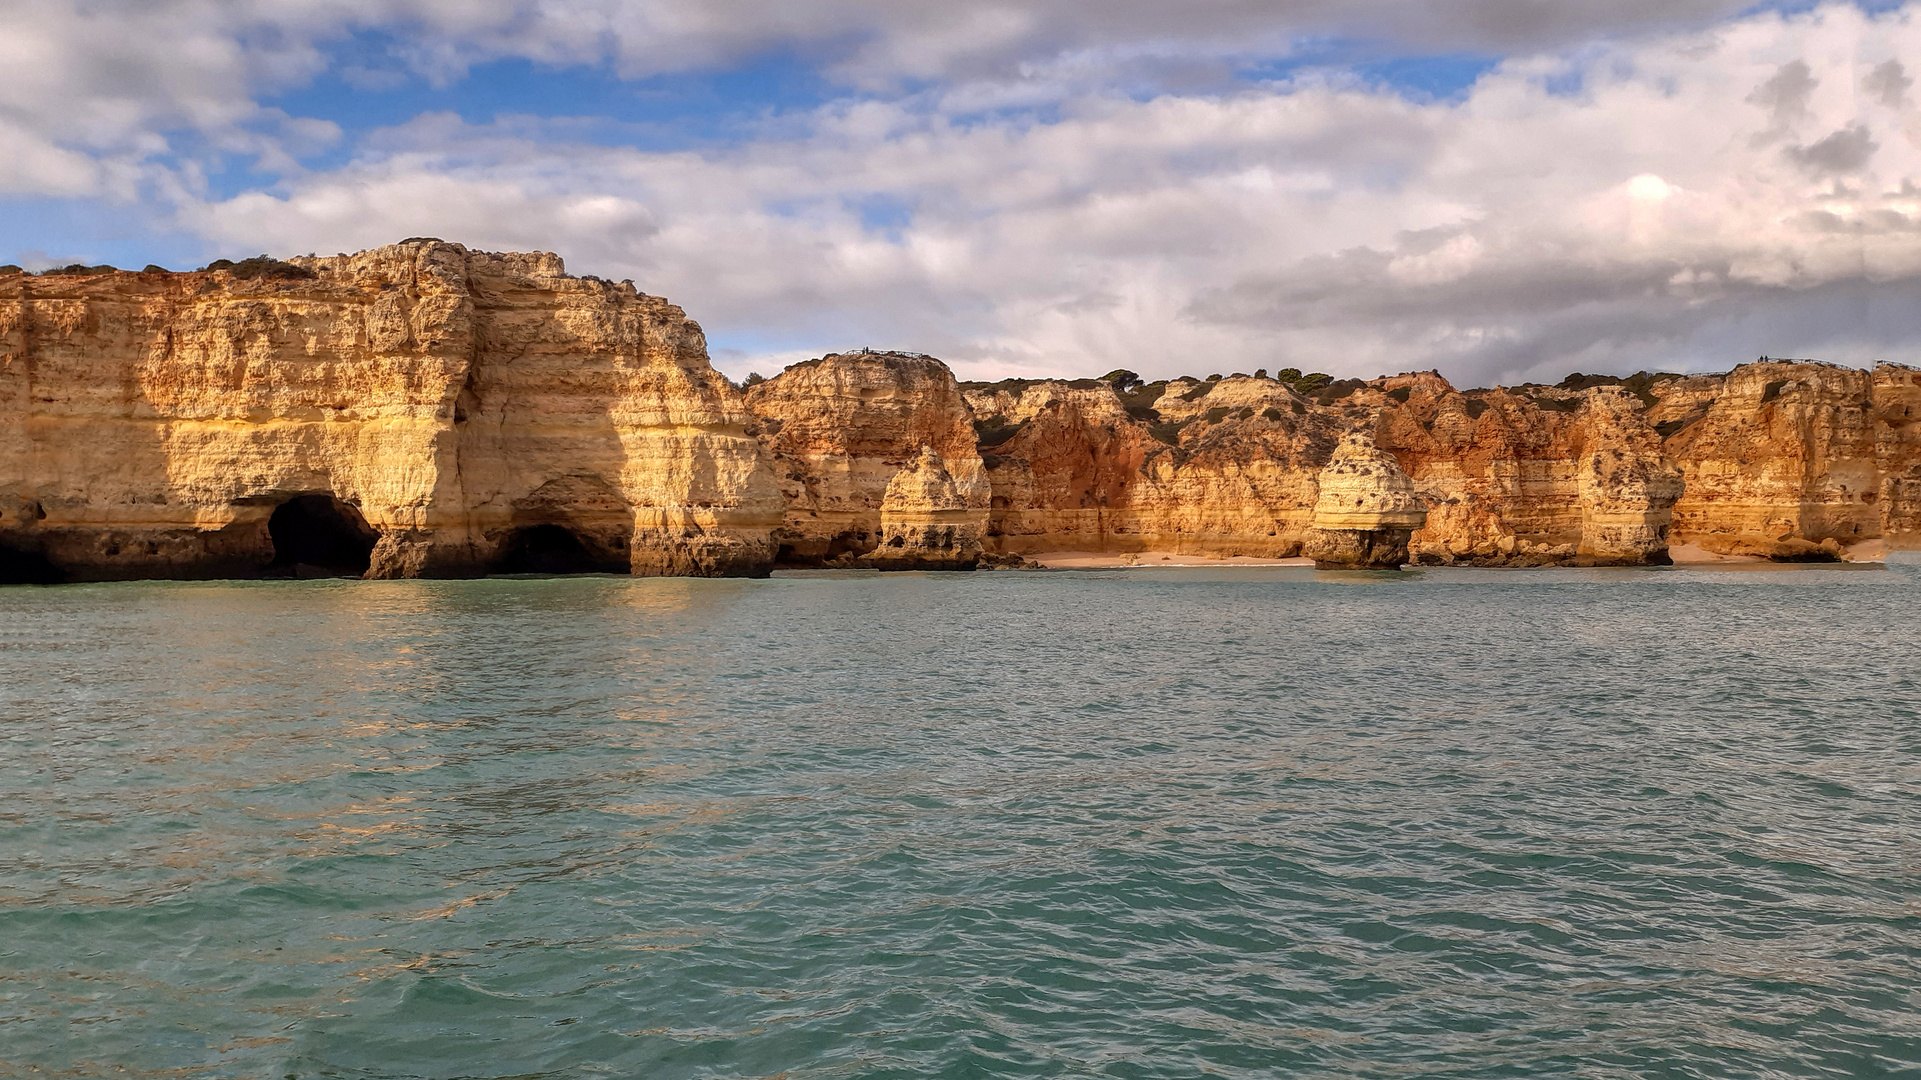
[{"xmin": 3, "ymin": 565, "xmax": 1918, "ymax": 1079}]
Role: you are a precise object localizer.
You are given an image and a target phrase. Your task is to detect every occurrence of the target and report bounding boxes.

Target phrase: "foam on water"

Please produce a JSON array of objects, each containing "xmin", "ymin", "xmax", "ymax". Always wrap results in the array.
[{"xmin": 2, "ymin": 566, "xmax": 1917, "ymax": 1078}]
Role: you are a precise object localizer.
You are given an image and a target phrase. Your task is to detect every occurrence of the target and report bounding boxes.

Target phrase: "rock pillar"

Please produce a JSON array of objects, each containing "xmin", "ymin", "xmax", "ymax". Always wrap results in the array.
[
  {"xmin": 872, "ymin": 446, "xmax": 986, "ymax": 570},
  {"xmin": 1576, "ymin": 391, "xmax": 1684, "ymax": 565},
  {"xmin": 1304, "ymin": 432, "xmax": 1428, "ymax": 569}
]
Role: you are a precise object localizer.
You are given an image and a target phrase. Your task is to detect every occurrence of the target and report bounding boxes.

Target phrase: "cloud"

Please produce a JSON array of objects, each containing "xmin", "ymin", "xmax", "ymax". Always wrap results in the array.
[
  {"xmin": 156, "ymin": 3, "xmax": 1921, "ymax": 388},
  {"xmin": 7, "ymin": 0, "xmax": 1921, "ymax": 387},
  {"xmin": 1785, "ymin": 125, "xmax": 1879, "ymax": 174},
  {"xmin": 1862, "ymin": 58, "xmax": 1913, "ymax": 108}
]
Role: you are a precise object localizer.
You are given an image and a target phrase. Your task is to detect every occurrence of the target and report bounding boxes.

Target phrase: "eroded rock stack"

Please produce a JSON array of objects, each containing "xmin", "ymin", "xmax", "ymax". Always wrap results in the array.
[
  {"xmin": 873, "ymin": 446, "xmax": 985, "ymax": 570},
  {"xmin": 1302, "ymin": 432, "xmax": 1428, "ymax": 569},
  {"xmin": 746, "ymin": 351, "xmax": 988, "ymax": 567}
]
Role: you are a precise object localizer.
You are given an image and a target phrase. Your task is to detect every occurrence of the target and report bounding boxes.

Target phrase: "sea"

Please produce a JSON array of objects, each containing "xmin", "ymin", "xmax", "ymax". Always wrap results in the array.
[{"xmin": 3, "ymin": 565, "xmax": 1917, "ymax": 1079}]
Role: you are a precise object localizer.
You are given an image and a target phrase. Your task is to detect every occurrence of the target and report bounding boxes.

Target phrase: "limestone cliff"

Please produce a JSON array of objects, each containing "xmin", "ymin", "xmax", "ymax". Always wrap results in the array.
[
  {"xmin": 745, "ymin": 351, "xmax": 988, "ymax": 567},
  {"xmin": 0, "ymin": 241, "xmax": 781, "ymax": 582},
  {"xmin": 5, "ymin": 239, "xmax": 1915, "ymax": 583},
  {"xmin": 1656, "ymin": 361, "xmax": 1918, "ymax": 559},
  {"xmin": 947, "ymin": 360, "xmax": 1918, "ymax": 566}
]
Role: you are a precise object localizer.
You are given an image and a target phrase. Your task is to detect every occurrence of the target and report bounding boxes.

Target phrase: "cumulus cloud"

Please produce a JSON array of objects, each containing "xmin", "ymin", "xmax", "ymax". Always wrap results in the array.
[
  {"xmin": 160, "ymin": 3, "xmax": 1921, "ymax": 386},
  {"xmin": 6, "ymin": 0, "xmax": 1921, "ymax": 386}
]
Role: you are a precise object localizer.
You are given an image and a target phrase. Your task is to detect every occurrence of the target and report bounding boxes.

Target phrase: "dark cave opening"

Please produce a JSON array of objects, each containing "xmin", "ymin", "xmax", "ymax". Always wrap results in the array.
[
  {"xmin": 491, "ymin": 524, "xmax": 614, "ymax": 575},
  {"xmin": 0, "ymin": 541, "xmax": 64, "ymax": 585},
  {"xmin": 267, "ymin": 495, "xmax": 378, "ymax": 577}
]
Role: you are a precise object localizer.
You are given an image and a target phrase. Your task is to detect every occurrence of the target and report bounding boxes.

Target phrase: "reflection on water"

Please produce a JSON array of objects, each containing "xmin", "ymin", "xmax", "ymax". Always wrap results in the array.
[{"xmin": 1, "ymin": 567, "xmax": 1917, "ymax": 1078}]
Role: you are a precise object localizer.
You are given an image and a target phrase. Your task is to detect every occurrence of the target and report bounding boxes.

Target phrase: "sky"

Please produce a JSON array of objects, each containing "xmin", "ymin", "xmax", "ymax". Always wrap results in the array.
[{"xmin": 3, "ymin": 1, "xmax": 1920, "ymax": 385}]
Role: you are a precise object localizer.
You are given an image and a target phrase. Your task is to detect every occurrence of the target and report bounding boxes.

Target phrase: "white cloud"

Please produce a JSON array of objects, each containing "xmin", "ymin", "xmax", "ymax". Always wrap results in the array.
[
  {"xmin": 162, "ymin": 3, "xmax": 1921, "ymax": 386},
  {"xmin": 5, "ymin": 0, "xmax": 1921, "ymax": 384}
]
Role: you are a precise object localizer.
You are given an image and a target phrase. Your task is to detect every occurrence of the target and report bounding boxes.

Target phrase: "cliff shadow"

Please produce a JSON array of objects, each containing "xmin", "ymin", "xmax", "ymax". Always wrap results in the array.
[{"xmin": 267, "ymin": 495, "xmax": 379, "ymax": 578}]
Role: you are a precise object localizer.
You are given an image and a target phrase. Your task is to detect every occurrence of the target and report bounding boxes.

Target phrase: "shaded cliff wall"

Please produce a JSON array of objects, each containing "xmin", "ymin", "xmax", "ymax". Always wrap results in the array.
[
  {"xmin": 0, "ymin": 242, "xmax": 780, "ymax": 581},
  {"xmin": 1656, "ymin": 361, "xmax": 1921, "ymax": 557}
]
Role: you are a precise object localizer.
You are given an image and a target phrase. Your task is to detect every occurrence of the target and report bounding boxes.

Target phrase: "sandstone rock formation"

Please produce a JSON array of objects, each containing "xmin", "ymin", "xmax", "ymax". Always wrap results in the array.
[
  {"xmin": 1655, "ymin": 360, "xmax": 1918, "ymax": 559},
  {"xmin": 1303, "ymin": 431, "xmax": 1428, "ymax": 568},
  {"xmin": 746, "ymin": 351, "xmax": 988, "ymax": 567},
  {"xmin": 873, "ymin": 445, "xmax": 985, "ymax": 570},
  {"xmin": 0, "ymin": 241, "xmax": 781, "ymax": 582},
  {"xmin": 5, "ymin": 238, "xmax": 1915, "ymax": 583},
  {"xmin": 949, "ymin": 360, "xmax": 1918, "ymax": 566}
]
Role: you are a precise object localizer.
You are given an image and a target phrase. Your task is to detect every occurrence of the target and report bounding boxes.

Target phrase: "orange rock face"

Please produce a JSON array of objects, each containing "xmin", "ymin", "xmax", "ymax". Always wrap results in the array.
[
  {"xmin": 745, "ymin": 351, "xmax": 988, "ymax": 567},
  {"xmin": 4, "ymin": 239, "xmax": 1914, "ymax": 582},
  {"xmin": 949, "ymin": 361, "xmax": 1918, "ymax": 566},
  {"xmin": 0, "ymin": 242, "xmax": 781, "ymax": 582},
  {"xmin": 1657, "ymin": 361, "xmax": 1920, "ymax": 559}
]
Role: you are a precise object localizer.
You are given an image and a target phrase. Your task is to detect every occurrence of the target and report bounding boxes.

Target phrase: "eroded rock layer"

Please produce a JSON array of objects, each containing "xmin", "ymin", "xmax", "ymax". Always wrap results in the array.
[
  {"xmin": 1304, "ymin": 432, "xmax": 1428, "ymax": 569},
  {"xmin": 0, "ymin": 241, "xmax": 781, "ymax": 581},
  {"xmin": 5, "ymin": 240, "xmax": 1915, "ymax": 582},
  {"xmin": 947, "ymin": 361, "xmax": 1918, "ymax": 565},
  {"xmin": 745, "ymin": 351, "xmax": 988, "ymax": 568}
]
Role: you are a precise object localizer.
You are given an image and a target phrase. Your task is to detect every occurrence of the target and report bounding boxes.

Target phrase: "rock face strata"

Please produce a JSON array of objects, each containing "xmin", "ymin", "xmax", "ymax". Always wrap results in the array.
[
  {"xmin": 1303, "ymin": 432, "xmax": 1428, "ymax": 569},
  {"xmin": 4, "ymin": 239, "xmax": 1916, "ymax": 582},
  {"xmin": 0, "ymin": 241, "xmax": 781, "ymax": 582},
  {"xmin": 874, "ymin": 445, "xmax": 985, "ymax": 570},
  {"xmin": 745, "ymin": 351, "xmax": 988, "ymax": 568}
]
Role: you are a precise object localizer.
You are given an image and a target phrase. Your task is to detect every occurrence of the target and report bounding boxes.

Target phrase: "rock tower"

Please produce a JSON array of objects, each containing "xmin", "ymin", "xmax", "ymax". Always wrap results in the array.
[{"xmin": 1303, "ymin": 431, "xmax": 1428, "ymax": 569}]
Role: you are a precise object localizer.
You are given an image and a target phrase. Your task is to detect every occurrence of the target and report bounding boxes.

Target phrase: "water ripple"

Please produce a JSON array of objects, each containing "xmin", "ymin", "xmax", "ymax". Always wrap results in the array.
[{"xmin": 1, "ymin": 568, "xmax": 1916, "ymax": 1078}]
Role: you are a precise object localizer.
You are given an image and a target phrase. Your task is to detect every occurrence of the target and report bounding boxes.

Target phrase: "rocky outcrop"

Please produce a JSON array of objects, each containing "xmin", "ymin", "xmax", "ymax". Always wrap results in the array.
[
  {"xmin": 1576, "ymin": 391, "xmax": 1685, "ymax": 565},
  {"xmin": 1303, "ymin": 432, "xmax": 1427, "ymax": 568},
  {"xmin": 746, "ymin": 351, "xmax": 988, "ymax": 567},
  {"xmin": 0, "ymin": 242, "xmax": 781, "ymax": 582},
  {"xmin": 949, "ymin": 360, "xmax": 1919, "ymax": 566},
  {"xmin": 966, "ymin": 376, "xmax": 1338, "ymax": 557},
  {"xmin": 873, "ymin": 446, "xmax": 984, "ymax": 570},
  {"xmin": 5, "ymin": 238, "xmax": 1913, "ymax": 583},
  {"xmin": 1656, "ymin": 360, "xmax": 1915, "ymax": 559}
]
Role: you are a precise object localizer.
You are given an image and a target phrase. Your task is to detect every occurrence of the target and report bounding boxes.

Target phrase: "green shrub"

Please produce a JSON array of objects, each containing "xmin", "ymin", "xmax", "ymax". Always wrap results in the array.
[{"xmin": 974, "ymin": 415, "xmax": 1026, "ymax": 447}]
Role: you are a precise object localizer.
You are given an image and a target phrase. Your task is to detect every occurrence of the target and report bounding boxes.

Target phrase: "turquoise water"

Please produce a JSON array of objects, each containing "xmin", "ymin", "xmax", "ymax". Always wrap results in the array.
[{"xmin": 3, "ymin": 566, "xmax": 1918, "ymax": 1079}]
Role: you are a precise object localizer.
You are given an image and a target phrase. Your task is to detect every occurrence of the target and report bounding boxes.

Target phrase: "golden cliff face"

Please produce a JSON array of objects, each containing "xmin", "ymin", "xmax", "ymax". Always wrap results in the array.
[
  {"xmin": 745, "ymin": 351, "xmax": 988, "ymax": 567},
  {"xmin": 964, "ymin": 376, "xmax": 1340, "ymax": 557},
  {"xmin": 4, "ymin": 240, "xmax": 1913, "ymax": 582},
  {"xmin": 950, "ymin": 360, "xmax": 1918, "ymax": 566},
  {"xmin": 1656, "ymin": 360, "xmax": 1920, "ymax": 559},
  {"xmin": 0, "ymin": 241, "xmax": 781, "ymax": 582}
]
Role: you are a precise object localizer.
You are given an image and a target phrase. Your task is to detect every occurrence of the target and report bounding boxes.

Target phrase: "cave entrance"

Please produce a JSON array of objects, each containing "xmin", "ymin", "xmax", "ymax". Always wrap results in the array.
[
  {"xmin": 267, "ymin": 495, "xmax": 377, "ymax": 578},
  {"xmin": 492, "ymin": 523, "xmax": 615, "ymax": 576},
  {"xmin": 0, "ymin": 541, "xmax": 63, "ymax": 585}
]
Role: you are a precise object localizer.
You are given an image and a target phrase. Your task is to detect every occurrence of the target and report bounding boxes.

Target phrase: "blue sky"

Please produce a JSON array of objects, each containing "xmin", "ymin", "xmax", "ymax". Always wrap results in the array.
[{"xmin": 5, "ymin": 1, "xmax": 1920, "ymax": 384}]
